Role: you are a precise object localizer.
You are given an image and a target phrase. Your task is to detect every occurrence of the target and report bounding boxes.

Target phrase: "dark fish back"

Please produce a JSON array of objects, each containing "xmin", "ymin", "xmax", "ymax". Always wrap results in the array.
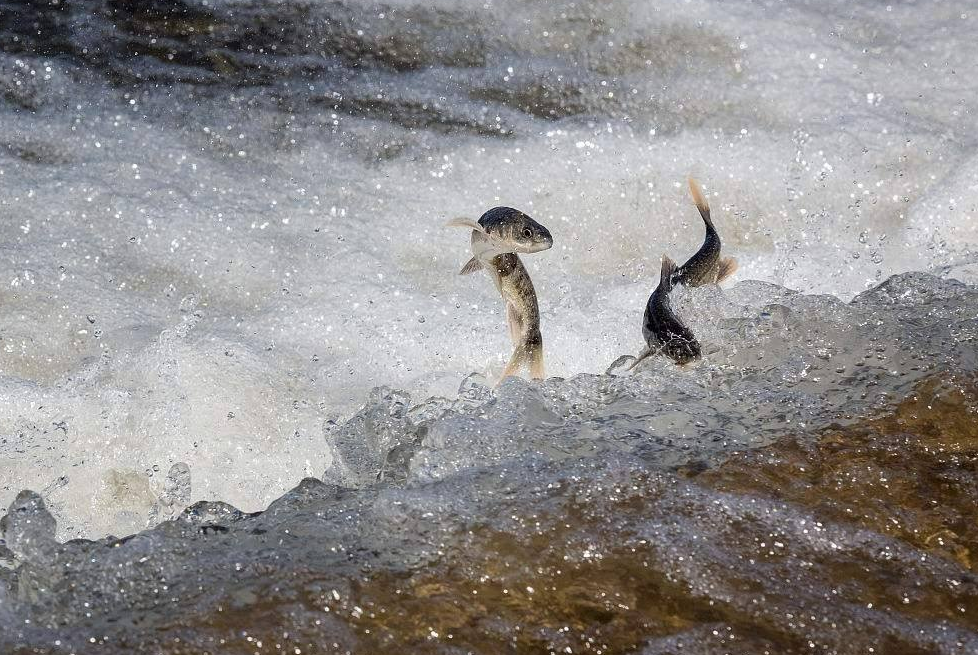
[
  {"xmin": 675, "ymin": 226, "xmax": 721, "ymax": 287},
  {"xmin": 643, "ymin": 287, "xmax": 701, "ymax": 364}
]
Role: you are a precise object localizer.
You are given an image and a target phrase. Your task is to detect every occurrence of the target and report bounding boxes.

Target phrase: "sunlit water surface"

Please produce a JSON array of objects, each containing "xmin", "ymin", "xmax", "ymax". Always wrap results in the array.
[{"xmin": 2, "ymin": 0, "xmax": 978, "ymax": 652}]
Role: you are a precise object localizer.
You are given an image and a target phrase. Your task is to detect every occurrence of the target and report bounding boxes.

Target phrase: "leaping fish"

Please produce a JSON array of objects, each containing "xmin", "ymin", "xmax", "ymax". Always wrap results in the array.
[
  {"xmin": 628, "ymin": 254, "xmax": 701, "ymax": 370},
  {"xmin": 448, "ymin": 207, "xmax": 553, "ymax": 382},
  {"xmin": 674, "ymin": 178, "xmax": 738, "ymax": 287}
]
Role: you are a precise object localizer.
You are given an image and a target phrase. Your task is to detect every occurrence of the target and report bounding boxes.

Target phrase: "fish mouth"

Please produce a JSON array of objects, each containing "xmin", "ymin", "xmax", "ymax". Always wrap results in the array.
[
  {"xmin": 521, "ymin": 233, "xmax": 554, "ymax": 253},
  {"xmin": 489, "ymin": 238, "xmax": 549, "ymax": 255},
  {"xmin": 516, "ymin": 240, "xmax": 552, "ymax": 254}
]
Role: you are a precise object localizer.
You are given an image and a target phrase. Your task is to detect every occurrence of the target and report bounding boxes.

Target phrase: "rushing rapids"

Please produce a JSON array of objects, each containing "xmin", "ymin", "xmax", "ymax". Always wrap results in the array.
[
  {"xmin": 3, "ymin": 0, "xmax": 978, "ymax": 652},
  {"xmin": 3, "ymin": 273, "xmax": 978, "ymax": 653}
]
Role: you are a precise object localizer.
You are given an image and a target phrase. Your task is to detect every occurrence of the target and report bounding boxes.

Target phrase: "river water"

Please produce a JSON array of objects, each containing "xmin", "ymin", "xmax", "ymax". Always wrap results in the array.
[{"xmin": 1, "ymin": 1, "xmax": 977, "ymax": 652}]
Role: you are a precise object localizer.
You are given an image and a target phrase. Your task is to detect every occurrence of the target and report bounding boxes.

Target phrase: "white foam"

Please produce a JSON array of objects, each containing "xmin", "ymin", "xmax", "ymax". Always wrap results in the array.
[{"xmin": 2, "ymin": 0, "xmax": 977, "ymax": 538}]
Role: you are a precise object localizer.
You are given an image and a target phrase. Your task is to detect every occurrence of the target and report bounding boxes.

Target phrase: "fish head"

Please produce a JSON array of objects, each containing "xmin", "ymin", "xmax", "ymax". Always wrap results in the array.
[{"xmin": 479, "ymin": 206, "xmax": 553, "ymax": 254}]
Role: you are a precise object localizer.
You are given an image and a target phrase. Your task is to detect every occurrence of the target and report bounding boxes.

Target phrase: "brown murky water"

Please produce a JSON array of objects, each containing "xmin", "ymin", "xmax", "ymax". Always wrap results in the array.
[{"xmin": 70, "ymin": 377, "xmax": 971, "ymax": 655}]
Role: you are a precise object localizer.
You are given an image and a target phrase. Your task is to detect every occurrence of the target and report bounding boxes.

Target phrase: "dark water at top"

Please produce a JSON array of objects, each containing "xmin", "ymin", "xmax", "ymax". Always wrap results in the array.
[{"xmin": 2, "ymin": 1, "xmax": 978, "ymax": 652}]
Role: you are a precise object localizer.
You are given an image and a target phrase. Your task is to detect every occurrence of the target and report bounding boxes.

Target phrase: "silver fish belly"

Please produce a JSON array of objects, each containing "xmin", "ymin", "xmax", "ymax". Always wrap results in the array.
[{"xmin": 482, "ymin": 251, "xmax": 544, "ymax": 382}]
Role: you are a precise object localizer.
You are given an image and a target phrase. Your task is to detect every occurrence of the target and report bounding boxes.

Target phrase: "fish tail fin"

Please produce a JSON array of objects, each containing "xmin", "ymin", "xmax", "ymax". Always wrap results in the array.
[
  {"xmin": 496, "ymin": 339, "xmax": 544, "ymax": 385},
  {"xmin": 496, "ymin": 349, "xmax": 524, "ymax": 386},
  {"xmin": 459, "ymin": 256, "xmax": 483, "ymax": 275},
  {"xmin": 687, "ymin": 177, "xmax": 713, "ymax": 228},
  {"xmin": 446, "ymin": 217, "xmax": 485, "ymax": 232},
  {"xmin": 716, "ymin": 256, "xmax": 738, "ymax": 283},
  {"xmin": 660, "ymin": 254, "xmax": 678, "ymax": 290}
]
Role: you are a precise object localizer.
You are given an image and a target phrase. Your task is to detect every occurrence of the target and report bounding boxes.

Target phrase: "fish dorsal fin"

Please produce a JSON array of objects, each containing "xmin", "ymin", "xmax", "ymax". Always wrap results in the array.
[
  {"xmin": 446, "ymin": 217, "xmax": 486, "ymax": 233},
  {"xmin": 660, "ymin": 255, "xmax": 678, "ymax": 290},
  {"xmin": 687, "ymin": 177, "xmax": 713, "ymax": 228}
]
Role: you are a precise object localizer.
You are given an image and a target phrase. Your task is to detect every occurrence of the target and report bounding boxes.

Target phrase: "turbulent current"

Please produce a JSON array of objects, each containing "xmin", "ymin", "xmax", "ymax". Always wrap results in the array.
[{"xmin": 2, "ymin": 0, "xmax": 978, "ymax": 653}]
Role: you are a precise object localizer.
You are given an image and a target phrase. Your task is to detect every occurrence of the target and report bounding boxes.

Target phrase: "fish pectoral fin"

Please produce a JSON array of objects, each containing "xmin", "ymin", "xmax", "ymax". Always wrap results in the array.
[
  {"xmin": 459, "ymin": 257, "xmax": 483, "ymax": 275},
  {"xmin": 446, "ymin": 217, "xmax": 486, "ymax": 233},
  {"xmin": 606, "ymin": 354, "xmax": 636, "ymax": 375},
  {"xmin": 625, "ymin": 346, "xmax": 657, "ymax": 372},
  {"xmin": 716, "ymin": 256, "xmax": 738, "ymax": 283}
]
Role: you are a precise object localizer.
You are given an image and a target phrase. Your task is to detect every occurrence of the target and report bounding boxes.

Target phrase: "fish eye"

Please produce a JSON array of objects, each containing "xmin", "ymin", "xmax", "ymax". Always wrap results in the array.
[{"xmin": 522, "ymin": 228, "xmax": 533, "ymax": 239}]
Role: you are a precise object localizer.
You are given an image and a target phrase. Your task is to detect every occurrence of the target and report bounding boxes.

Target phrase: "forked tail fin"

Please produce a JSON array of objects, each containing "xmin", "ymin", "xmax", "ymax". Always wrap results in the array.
[
  {"xmin": 497, "ymin": 346, "xmax": 525, "ymax": 386},
  {"xmin": 717, "ymin": 256, "xmax": 738, "ymax": 283},
  {"xmin": 687, "ymin": 177, "xmax": 713, "ymax": 228},
  {"xmin": 496, "ymin": 341, "xmax": 544, "ymax": 385}
]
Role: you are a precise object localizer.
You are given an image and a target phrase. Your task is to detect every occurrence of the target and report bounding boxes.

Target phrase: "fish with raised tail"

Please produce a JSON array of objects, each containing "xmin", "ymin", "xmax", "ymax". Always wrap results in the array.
[
  {"xmin": 448, "ymin": 207, "xmax": 553, "ymax": 382},
  {"xmin": 674, "ymin": 178, "xmax": 738, "ymax": 287}
]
